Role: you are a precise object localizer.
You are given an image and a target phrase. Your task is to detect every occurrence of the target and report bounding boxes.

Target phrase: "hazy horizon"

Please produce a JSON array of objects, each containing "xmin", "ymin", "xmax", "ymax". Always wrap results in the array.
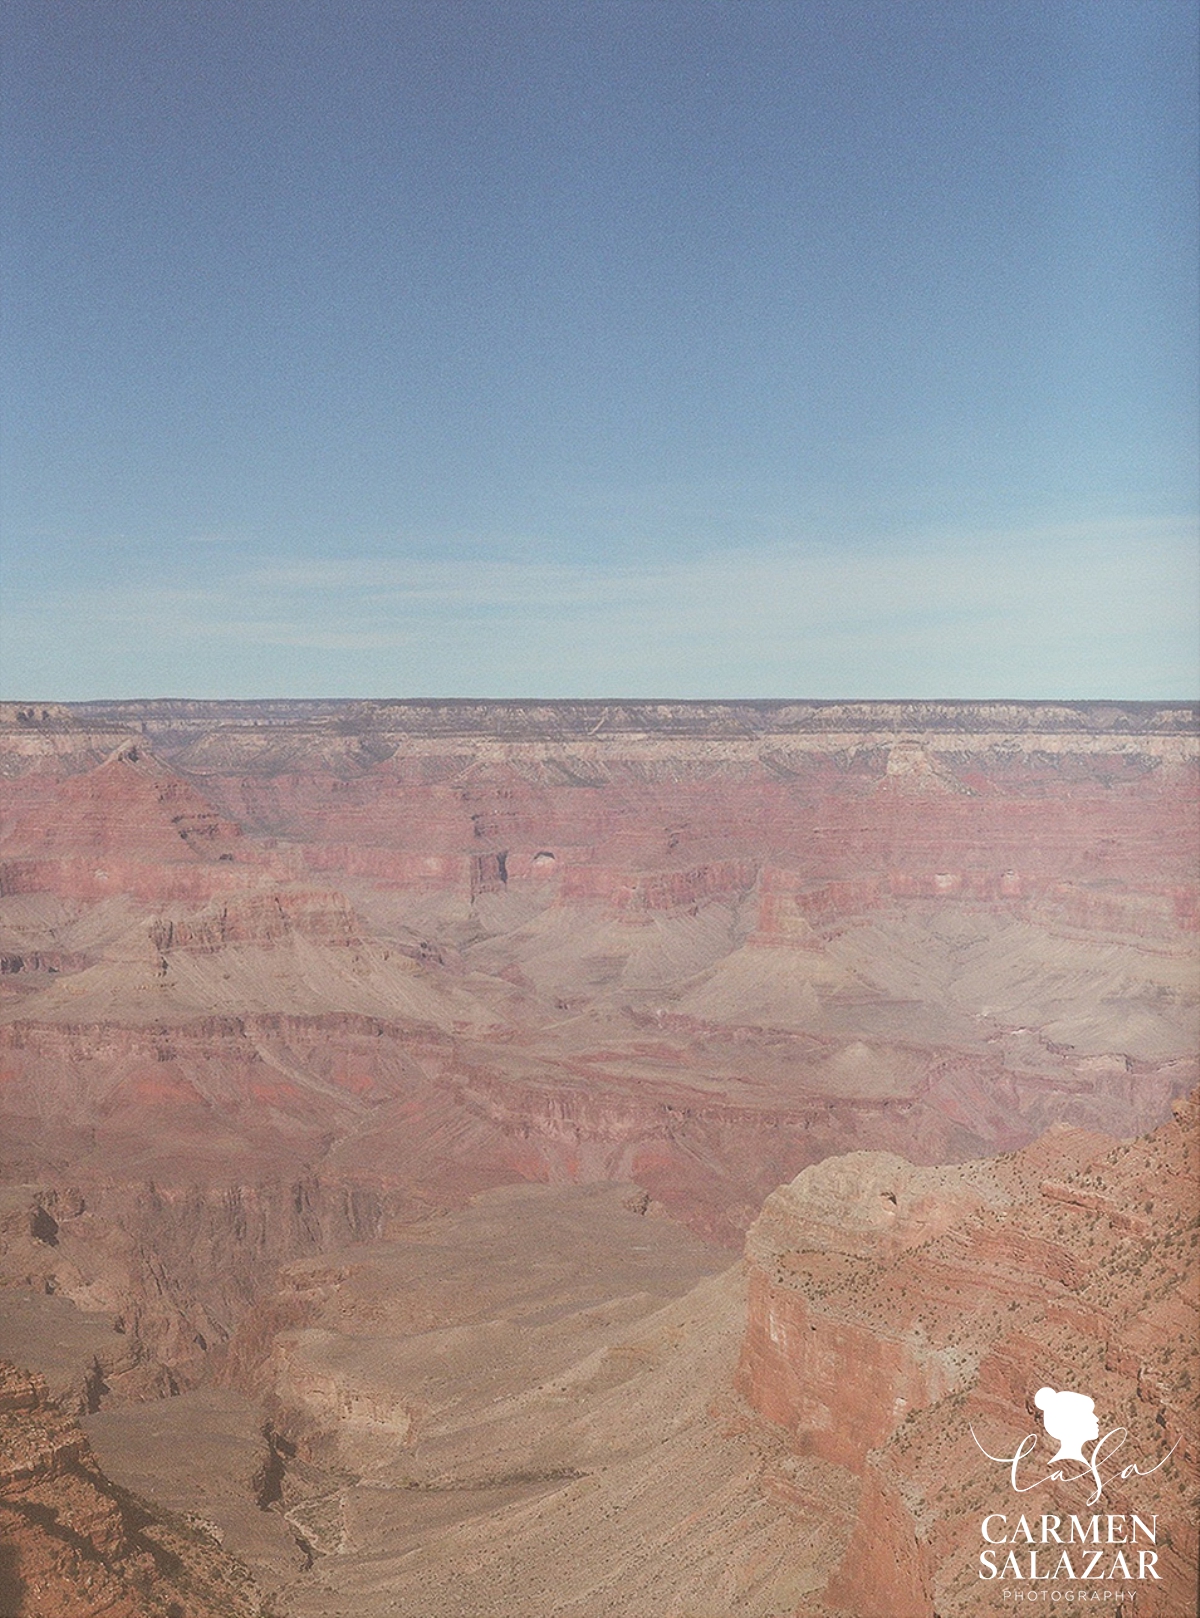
[{"xmin": 12, "ymin": 694, "xmax": 1199, "ymax": 714}]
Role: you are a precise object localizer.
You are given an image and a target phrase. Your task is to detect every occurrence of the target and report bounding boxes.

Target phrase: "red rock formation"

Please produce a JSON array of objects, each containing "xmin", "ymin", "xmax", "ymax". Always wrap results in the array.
[
  {"xmin": 0, "ymin": 698, "xmax": 1195, "ymax": 1611},
  {"xmin": 738, "ymin": 1095, "xmax": 1200, "ymax": 1616},
  {"xmin": 0, "ymin": 745, "xmax": 261, "ymax": 903},
  {"xmin": 823, "ymin": 1462, "xmax": 936, "ymax": 1617},
  {"xmin": 0, "ymin": 1360, "xmax": 268, "ymax": 1615},
  {"xmin": 737, "ymin": 1152, "xmax": 998, "ymax": 1468}
]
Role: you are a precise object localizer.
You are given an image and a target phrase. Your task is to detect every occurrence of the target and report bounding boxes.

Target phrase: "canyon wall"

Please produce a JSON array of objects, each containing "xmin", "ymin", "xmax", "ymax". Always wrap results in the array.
[
  {"xmin": 739, "ymin": 1092, "xmax": 1200, "ymax": 1616},
  {"xmin": 0, "ymin": 699, "xmax": 1195, "ymax": 1614},
  {"xmin": 1, "ymin": 700, "xmax": 1195, "ymax": 1377}
]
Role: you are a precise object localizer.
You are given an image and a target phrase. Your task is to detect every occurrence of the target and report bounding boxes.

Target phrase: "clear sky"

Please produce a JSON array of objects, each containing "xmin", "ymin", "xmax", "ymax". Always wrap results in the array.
[{"xmin": 2, "ymin": 0, "xmax": 1197, "ymax": 700}]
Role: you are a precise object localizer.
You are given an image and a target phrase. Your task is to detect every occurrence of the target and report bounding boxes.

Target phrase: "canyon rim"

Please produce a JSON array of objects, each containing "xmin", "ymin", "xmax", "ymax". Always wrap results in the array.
[{"xmin": 0, "ymin": 697, "xmax": 1196, "ymax": 1618}]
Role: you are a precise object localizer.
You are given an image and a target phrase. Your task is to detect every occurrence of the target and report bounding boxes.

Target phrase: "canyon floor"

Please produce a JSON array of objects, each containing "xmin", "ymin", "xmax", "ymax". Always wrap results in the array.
[{"xmin": 0, "ymin": 700, "xmax": 1196, "ymax": 1616}]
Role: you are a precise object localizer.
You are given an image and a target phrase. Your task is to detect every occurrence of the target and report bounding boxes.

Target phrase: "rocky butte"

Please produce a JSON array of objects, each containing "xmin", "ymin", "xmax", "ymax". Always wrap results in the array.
[{"xmin": 0, "ymin": 698, "xmax": 1196, "ymax": 1615}]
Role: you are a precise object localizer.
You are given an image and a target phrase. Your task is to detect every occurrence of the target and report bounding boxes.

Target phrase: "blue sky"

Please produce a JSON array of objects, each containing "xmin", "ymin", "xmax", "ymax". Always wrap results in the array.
[{"xmin": 2, "ymin": 0, "xmax": 1197, "ymax": 699}]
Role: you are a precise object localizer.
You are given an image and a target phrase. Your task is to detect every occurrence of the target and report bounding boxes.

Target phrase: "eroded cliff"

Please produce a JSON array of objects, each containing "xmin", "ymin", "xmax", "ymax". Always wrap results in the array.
[
  {"xmin": 740, "ymin": 1093, "xmax": 1200, "ymax": 1616},
  {"xmin": 0, "ymin": 1360, "xmax": 268, "ymax": 1617}
]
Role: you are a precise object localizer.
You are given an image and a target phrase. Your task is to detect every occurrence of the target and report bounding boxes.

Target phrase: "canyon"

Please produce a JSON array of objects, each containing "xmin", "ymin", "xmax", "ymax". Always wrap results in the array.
[{"xmin": 0, "ymin": 699, "xmax": 1196, "ymax": 1615}]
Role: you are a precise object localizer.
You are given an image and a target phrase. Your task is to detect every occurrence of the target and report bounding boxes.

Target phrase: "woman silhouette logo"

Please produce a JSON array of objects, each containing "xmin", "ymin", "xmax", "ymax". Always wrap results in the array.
[
  {"xmin": 972, "ymin": 1386, "xmax": 1177, "ymax": 1502},
  {"xmin": 1034, "ymin": 1387, "xmax": 1100, "ymax": 1464}
]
